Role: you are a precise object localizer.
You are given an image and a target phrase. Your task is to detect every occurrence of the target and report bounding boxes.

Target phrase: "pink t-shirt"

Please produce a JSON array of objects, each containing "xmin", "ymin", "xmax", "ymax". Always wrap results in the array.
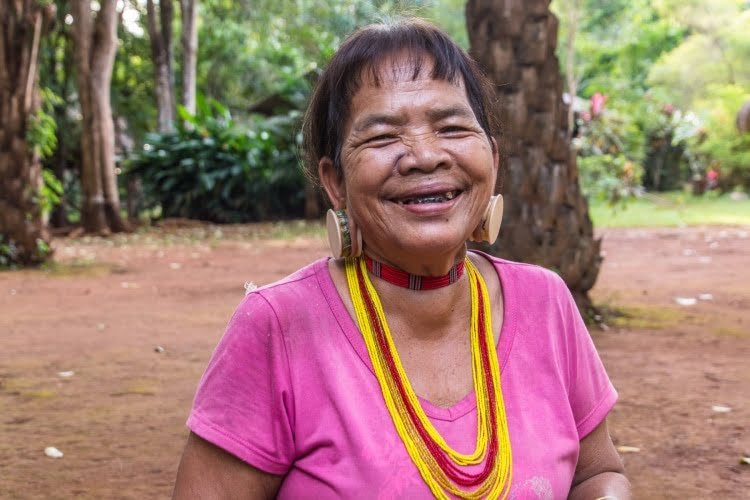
[{"xmin": 188, "ymin": 253, "xmax": 617, "ymax": 499}]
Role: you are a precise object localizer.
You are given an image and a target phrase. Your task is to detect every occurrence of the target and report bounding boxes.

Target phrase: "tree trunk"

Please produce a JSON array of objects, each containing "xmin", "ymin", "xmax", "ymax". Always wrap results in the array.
[
  {"xmin": 0, "ymin": 1, "xmax": 54, "ymax": 265},
  {"xmin": 71, "ymin": 0, "xmax": 127, "ymax": 233},
  {"xmin": 146, "ymin": 0, "xmax": 176, "ymax": 132},
  {"xmin": 562, "ymin": 0, "xmax": 580, "ymax": 137},
  {"xmin": 466, "ymin": 0, "xmax": 602, "ymax": 310},
  {"xmin": 49, "ymin": 8, "xmax": 75, "ymax": 228},
  {"xmin": 179, "ymin": 0, "xmax": 198, "ymax": 114}
]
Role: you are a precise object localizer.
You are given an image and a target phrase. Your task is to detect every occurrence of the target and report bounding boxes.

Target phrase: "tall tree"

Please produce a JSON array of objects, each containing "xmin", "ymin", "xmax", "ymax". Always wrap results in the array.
[
  {"xmin": 179, "ymin": 0, "xmax": 198, "ymax": 114},
  {"xmin": 71, "ymin": 0, "xmax": 127, "ymax": 233},
  {"xmin": 466, "ymin": 0, "xmax": 602, "ymax": 308},
  {"xmin": 146, "ymin": 0, "xmax": 176, "ymax": 132},
  {"xmin": 0, "ymin": 0, "xmax": 55, "ymax": 265},
  {"xmin": 558, "ymin": 0, "xmax": 581, "ymax": 135},
  {"xmin": 42, "ymin": 0, "xmax": 76, "ymax": 228}
]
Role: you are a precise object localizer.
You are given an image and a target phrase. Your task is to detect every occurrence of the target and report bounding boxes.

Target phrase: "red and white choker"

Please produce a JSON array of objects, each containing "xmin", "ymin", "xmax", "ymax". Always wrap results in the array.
[{"xmin": 363, "ymin": 255, "xmax": 465, "ymax": 291}]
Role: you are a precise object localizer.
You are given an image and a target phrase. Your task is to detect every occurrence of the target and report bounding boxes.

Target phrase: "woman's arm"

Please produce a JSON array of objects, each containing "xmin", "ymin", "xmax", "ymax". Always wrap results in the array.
[
  {"xmin": 173, "ymin": 432, "xmax": 283, "ymax": 500},
  {"xmin": 569, "ymin": 418, "xmax": 631, "ymax": 500}
]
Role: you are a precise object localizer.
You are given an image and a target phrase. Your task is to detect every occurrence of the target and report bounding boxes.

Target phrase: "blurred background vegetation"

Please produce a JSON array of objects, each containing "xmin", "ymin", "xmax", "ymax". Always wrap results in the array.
[{"xmin": 3, "ymin": 0, "xmax": 750, "ymax": 267}]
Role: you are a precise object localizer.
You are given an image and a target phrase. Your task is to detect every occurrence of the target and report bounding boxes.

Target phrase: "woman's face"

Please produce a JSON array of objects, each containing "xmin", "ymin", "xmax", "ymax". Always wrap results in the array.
[{"xmin": 320, "ymin": 55, "xmax": 498, "ymax": 270}]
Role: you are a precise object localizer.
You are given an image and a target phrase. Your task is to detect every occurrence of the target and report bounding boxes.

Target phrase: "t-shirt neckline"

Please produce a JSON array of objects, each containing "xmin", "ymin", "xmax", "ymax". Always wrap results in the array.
[{"xmin": 315, "ymin": 251, "xmax": 517, "ymax": 422}]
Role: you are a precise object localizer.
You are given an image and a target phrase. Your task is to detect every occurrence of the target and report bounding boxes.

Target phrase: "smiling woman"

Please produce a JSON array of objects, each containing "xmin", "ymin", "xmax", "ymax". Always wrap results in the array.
[{"xmin": 173, "ymin": 18, "xmax": 630, "ymax": 500}]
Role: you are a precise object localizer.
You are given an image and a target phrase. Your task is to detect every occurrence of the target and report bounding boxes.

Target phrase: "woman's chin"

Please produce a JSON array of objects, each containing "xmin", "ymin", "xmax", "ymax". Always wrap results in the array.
[{"xmin": 374, "ymin": 230, "xmax": 469, "ymax": 264}]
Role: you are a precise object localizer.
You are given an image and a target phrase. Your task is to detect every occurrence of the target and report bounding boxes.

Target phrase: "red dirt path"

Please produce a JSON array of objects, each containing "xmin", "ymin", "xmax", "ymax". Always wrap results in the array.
[{"xmin": 1, "ymin": 224, "xmax": 748, "ymax": 498}]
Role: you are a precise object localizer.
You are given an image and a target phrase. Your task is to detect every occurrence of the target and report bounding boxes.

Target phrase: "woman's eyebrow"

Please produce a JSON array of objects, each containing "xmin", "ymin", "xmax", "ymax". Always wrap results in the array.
[
  {"xmin": 352, "ymin": 113, "xmax": 406, "ymax": 132},
  {"xmin": 427, "ymin": 105, "xmax": 475, "ymax": 122}
]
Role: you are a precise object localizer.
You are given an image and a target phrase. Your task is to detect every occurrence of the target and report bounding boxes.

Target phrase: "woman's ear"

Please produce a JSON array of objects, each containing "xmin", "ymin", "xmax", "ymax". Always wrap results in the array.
[
  {"xmin": 490, "ymin": 137, "xmax": 500, "ymax": 190},
  {"xmin": 318, "ymin": 157, "xmax": 346, "ymax": 210}
]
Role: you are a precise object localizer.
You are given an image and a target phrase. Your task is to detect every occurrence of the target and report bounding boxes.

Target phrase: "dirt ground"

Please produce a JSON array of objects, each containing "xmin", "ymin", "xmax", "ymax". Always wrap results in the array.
[{"xmin": 1, "ymin": 223, "xmax": 748, "ymax": 499}]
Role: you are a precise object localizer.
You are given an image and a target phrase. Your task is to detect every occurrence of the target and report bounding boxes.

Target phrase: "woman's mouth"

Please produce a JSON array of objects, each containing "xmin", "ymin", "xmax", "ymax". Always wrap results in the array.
[{"xmin": 397, "ymin": 190, "xmax": 460, "ymax": 205}]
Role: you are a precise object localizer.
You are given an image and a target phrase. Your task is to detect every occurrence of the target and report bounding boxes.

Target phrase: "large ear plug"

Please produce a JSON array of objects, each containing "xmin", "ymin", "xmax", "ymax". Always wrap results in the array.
[
  {"xmin": 471, "ymin": 194, "xmax": 504, "ymax": 244},
  {"xmin": 326, "ymin": 208, "xmax": 363, "ymax": 259}
]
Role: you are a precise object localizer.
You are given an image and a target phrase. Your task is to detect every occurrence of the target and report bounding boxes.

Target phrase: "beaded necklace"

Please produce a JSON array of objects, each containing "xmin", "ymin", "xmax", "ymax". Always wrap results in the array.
[
  {"xmin": 345, "ymin": 256, "xmax": 513, "ymax": 499},
  {"xmin": 364, "ymin": 255, "xmax": 465, "ymax": 290}
]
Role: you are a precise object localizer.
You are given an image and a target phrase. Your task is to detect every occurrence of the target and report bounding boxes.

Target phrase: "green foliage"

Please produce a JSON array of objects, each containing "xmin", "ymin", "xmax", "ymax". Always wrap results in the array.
[
  {"xmin": 40, "ymin": 169, "xmax": 63, "ymax": 217},
  {"xmin": 0, "ymin": 234, "xmax": 52, "ymax": 270},
  {"xmin": 554, "ymin": 0, "xmax": 750, "ymax": 193},
  {"xmin": 574, "ymin": 108, "xmax": 644, "ymax": 202},
  {"xmin": 198, "ymin": 0, "xmax": 409, "ymax": 112},
  {"xmin": 0, "ymin": 234, "xmax": 18, "ymax": 269},
  {"xmin": 692, "ymin": 84, "xmax": 750, "ymax": 189},
  {"xmin": 624, "ymin": 97, "xmax": 705, "ymax": 191},
  {"xmin": 554, "ymin": 0, "xmax": 686, "ymax": 100},
  {"xmin": 114, "ymin": 7, "xmax": 156, "ymax": 146},
  {"xmin": 127, "ymin": 96, "xmax": 305, "ymax": 223},
  {"xmin": 26, "ymin": 88, "xmax": 61, "ymax": 159}
]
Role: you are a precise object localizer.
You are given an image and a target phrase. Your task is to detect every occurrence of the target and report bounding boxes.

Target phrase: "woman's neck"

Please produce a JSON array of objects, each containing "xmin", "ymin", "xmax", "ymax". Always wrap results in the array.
[
  {"xmin": 366, "ymin": 256, "xmax": 472, "ymax": 342},
  {"xmin": 362, "ymin": 245, "xmax": 468, "ymax": 278}
]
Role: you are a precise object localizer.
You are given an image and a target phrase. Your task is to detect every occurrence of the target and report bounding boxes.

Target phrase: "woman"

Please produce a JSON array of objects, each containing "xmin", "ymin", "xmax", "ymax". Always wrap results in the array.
[{"xmin": 174, "ymin": 19, "xmax": 630, "ymax": 499}]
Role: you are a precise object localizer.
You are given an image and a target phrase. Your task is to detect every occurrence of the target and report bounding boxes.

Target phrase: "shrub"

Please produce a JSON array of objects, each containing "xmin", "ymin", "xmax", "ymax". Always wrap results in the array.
[
  {"xmin": 574, "ymin": 107, "xmax": 644, "ymax": 203},
  {"xmin": 127, "ymin": 97, "xmax": 305, "ymax": 223},
  {"xmin": 693, "ymin": 84, "xmax": 750, "ymax": 190}
]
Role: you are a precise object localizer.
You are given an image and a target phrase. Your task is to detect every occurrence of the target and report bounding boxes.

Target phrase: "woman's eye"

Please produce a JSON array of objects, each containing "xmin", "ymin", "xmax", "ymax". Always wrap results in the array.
[
  {"xmin": 439, "ymin": 126, "xmax": 469, "ymax": 135},
  {"xmin": 366, "ymin": 134, "xmax": 397, "ymax": 144}
]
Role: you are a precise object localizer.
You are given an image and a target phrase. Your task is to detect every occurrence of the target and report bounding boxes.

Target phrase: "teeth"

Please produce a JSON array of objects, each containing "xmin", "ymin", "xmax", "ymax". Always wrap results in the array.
[{"xmin": 400, "ymin": 190, "xmax": 458, "ymax": 205}]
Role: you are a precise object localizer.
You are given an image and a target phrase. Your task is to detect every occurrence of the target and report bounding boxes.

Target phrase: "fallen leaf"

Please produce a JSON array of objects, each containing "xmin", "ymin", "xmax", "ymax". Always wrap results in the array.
[
  {"xmin": 617, "ymin": 446, "xmax": 641, "ymax": 453},
  {"xmin": 674, "ymin": 297, "xmax": 697, "ymax": 306},
  {"xmin": 44, "ymin": 446, "xmax": 63, "ymax": 458},
  {"xmin": 244, "ymin": 281, "xmax": 257, "ymax": 295}
]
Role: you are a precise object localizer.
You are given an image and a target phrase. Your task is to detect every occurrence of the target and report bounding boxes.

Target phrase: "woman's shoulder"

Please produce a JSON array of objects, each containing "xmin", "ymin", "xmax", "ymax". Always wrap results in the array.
[
  {"xmin": 230, "ymin": 257, "xmax": 336, "ymax": 329},
  {"xmin": 473, "ymin": 250, "xmax": 568, "ymax": 292},
  {"xmin": 243, "ymin": 257, "xmax": 329, "ymax": 301}
]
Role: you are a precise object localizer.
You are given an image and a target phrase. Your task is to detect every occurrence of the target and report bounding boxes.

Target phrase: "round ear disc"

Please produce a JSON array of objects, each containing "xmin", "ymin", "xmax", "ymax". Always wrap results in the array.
[
  {"xmin": 326, "ymin": 209, "xmax": 345, "ymax": 259},
  {"xmin": 483, "ymin": 194, "xmax": 504, "ymax": 245},
  {"xmin": 353, "ymin": 224, "xmax": 363, "ymax": 257}
]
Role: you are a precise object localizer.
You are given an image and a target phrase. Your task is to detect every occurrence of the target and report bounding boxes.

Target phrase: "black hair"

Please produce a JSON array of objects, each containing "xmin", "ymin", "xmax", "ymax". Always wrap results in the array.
[{"xmin": 302, "ymin": 17, "xmax": 499, "ymax": 182}]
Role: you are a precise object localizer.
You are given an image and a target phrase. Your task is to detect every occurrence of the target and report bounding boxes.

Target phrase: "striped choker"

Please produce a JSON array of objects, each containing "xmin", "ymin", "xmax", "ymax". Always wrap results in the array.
[{"xmin": 364, "ymin": 255, "xmax": 465, "ymax": 291}]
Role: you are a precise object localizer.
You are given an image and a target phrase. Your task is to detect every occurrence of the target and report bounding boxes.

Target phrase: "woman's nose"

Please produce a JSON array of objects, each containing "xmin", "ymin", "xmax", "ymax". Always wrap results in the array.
[{"xmin": 396, "ymin": 133, "xmax": 451, "ymax": 174}]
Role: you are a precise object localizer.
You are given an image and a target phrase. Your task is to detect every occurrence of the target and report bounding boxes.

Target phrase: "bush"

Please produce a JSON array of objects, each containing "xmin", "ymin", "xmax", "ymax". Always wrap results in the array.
[
  {"xmin": 574, "ymin": 107, "xmax": 643, "ymax": 203},
  {"xmin": 0, "ymin": 234, "xmax": 18, "ymax": 269},
  {"xmin": 127, "ymin": 97, "xmax": 305, "ymax": 223},
  {"xmin": 693, "ymin": 84, "xmax": 750, "ymax": 190}
]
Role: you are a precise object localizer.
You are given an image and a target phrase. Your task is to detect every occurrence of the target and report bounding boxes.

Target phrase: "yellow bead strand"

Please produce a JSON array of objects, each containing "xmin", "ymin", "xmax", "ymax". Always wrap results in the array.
[{"xmin": 345, "ymin": 256, "xmax": 513, "ymax": 498}]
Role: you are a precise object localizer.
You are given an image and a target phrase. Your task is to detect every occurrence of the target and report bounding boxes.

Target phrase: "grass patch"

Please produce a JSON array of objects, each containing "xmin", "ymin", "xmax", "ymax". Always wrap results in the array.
[
  {"xmin": 589, "ymin": 192, "xmax": 750, "ymax": 228},
  {"xmin": 1, "ymin": 378, "xmax": 57, "ymax": 398},
  {"xmin": 26, "ymin": 389, "xmax": 57, "ymax": 398},
  {"xmin": 601, "ymin": 303, "xmax": 694, "ymax": 331},
  {"xmin": 111, "ymin": 379, "xmax": 159, "ymax": 396},
  {"xmin": 41, "ymin": 260, "xmax": 113, "ymax": 277},
  {"xmin": 268, "ymin": 219, "xmax": 325, "ymax": 239},
  {"xmin": 713, "ymin": 326, "xmax": 749, "ymax": 337}
]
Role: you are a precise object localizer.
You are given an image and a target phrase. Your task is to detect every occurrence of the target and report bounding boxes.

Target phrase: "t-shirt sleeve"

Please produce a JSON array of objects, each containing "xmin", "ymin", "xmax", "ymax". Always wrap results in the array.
[
  {"xmin": 187, "ymin": 292, "xmax": 295, "ymax": 475},
  {"xmin": 556, "ymin": 277, "xmax": 618, "ymax": 440}
]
